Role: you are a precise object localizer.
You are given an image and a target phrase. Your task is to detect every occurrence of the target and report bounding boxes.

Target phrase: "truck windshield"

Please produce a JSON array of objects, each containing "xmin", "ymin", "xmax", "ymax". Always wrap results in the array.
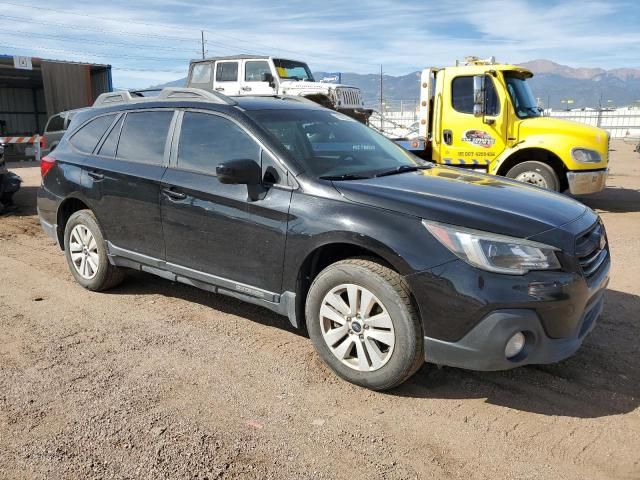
[
  {"xmin": 273, "ymin": 59, "xmax": 315, "ymax": 81},
  {"xmin": 504, "ymin": 74, "xmax": 542, "ymax": 119},
  {"xmin": 248, "ymin": 109, "xmax": 428, "ymax": 179}
]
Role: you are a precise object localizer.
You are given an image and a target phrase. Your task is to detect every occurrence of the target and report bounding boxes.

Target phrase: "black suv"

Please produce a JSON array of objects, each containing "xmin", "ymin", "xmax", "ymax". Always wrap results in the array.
[{"xmin": 37, "ymin": 88, "xmax": 610, "ymax": 390}]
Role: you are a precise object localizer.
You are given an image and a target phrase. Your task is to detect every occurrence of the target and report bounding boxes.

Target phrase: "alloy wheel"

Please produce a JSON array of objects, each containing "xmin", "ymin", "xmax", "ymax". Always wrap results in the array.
[
  {"xmin": 69, "ymin": 224, "xmax": 99, "ymax": 280},
  {"xmin": 319, "ymin": 283, "xmax": 395, "ymax": 371}
]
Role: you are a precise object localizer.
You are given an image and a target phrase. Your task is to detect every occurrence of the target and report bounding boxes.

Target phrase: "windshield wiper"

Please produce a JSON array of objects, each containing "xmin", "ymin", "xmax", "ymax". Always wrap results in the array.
[
  {"xmin": 319, "ymin": 173, "xmax": 371, "ymax": 181},
  {"xmin": 374, "ymin": 164, "xmax": 433, "ymax": 178}
]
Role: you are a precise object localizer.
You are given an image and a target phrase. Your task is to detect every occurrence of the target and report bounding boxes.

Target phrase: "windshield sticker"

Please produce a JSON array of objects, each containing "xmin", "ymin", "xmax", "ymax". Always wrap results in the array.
[
  {"xmin": 330, "ymin": 112, "xmax": 357, "ymax": 122},
  {"xmin": 461, "ymin": 130, "xmax": 495, "ymax": 148},
  {"xmin": 311, "ymin": 143, "xmax": 376, "ymax": 152}
]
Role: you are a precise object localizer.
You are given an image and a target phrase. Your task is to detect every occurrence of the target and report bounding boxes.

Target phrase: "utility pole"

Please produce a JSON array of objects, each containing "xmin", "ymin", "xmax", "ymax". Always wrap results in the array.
[
  {"xmin": 201, "ymin": 30, "xmax": 206, "ymax": 59},
  {"xmin": 379, "ymin": 65, "xmax": 384, "ymax": 125}
]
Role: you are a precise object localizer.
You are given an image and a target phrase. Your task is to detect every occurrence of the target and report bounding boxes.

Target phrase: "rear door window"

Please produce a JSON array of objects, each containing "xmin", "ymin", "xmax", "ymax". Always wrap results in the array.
[
  {"xmin": 177, "ymin": 112, "xmax": 260, "ymax": 175},
  {"xmin": 116, "ymin": 111, "xmax": 174, "ymax": 165},
  {"xmin": 69, "ymin": 114, "xmax": 117, "ymax": 153},
  {"xmin": 46, "ymin": 114, "xmax": 64, "ymax": 132},
  {"xmin": 215, "ymin": 62, "xmax": 239, "ymax": 82}
]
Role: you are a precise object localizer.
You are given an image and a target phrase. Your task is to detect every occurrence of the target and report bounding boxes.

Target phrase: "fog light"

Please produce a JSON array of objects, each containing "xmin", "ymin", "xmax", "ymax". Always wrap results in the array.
[{"xmin": 505, "ymin": 332, "xmax": 526, "ymax": 359}]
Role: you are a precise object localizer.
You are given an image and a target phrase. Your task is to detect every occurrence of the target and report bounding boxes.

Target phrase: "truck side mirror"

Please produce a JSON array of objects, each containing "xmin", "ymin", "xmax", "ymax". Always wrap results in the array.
[
  {"xmin": 262, "ymin": 72, "xmax": 276, "ymax": 88},
  {"xmin": 473, "ymin": 75, "xmax": 486, "ymax": 117}
]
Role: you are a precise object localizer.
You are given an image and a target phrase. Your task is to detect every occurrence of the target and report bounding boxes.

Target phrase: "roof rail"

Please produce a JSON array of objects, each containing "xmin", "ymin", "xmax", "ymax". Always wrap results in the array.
[{"xmin": 92, "ymin": 87, "xmax": 236, "ymax": 107}]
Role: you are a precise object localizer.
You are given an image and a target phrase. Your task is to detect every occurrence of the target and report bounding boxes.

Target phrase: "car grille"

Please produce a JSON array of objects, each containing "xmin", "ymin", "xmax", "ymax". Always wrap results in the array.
[
  {"xmin": 337, "ymin": 88, "xmax": 362, "ymax": 107},
  {"xmin": 575, "ymin": 221, "xmax": 608, "ymax": 278}
]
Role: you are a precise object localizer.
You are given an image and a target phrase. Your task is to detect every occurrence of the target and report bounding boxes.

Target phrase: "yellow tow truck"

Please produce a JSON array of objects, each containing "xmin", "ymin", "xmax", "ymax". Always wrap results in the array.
[{"xmin": 391, "ymin": 57, "xmax": 609, "ymax": 194}]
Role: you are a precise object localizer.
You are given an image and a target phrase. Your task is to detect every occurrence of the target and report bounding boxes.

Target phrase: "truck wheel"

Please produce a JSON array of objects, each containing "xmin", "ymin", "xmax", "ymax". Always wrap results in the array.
[
  {"xmin": 506, "ymin": 161, "xmax": 560, "ymax": 191},
  {"xmin": 64, "ymin": 209, "xmax": 125, "ymax": 291},
  {"xmin": 305, "ymin": 258, "xmax": 423, "ymax": 391}
]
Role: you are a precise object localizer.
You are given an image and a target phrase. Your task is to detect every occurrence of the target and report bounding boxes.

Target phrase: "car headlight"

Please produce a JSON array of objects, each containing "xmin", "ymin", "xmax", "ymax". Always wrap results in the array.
[
  {"xmin": 423, "ymin": 221, "xmax": 561, "ymax": 275},
  {"xmin": 571, "ymin": 148, "xmax": 601, "ymax": 163}
]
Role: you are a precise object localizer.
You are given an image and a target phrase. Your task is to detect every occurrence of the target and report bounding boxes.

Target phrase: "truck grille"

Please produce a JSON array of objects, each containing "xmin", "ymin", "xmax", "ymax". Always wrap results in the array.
[
  {"xmin": 575, "ymin": 221, "xmax": 608, "ymax": 278},
  {"xmin": 337, "ymin": 88, "xmax": 362, "ymax": 108}
]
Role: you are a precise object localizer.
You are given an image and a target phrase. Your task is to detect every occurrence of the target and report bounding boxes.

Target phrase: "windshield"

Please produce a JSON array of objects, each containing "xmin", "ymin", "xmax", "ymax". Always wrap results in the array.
[
  {"xmin": 273, "ymin": 59, "xmax": 315, "ymax": 81},
  {"xmin": 504, "ymin": 74, "xmax": 541, "ymax": 119},
  {"xmin": 248, "ymin": 109, "xmax": 427, "ymax": 179}
]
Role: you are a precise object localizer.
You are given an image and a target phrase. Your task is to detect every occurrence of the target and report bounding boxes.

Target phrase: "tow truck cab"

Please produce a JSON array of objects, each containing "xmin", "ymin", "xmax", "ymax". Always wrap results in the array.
[{"xmin": 400, "ymin": 57, "xmax": 609, "ymax": 195}]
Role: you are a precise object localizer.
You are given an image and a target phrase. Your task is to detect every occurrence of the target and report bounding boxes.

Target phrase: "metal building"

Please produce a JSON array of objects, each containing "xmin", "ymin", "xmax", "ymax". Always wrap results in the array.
[{"xmin": 0, "ymin": 55, "xmax": 112, "ymax": 137}]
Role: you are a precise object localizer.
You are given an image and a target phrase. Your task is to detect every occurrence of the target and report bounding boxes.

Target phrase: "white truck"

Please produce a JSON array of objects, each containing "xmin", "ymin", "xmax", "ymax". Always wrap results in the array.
[{"xmin": 187, "ymin": 55, "xmax": 371, "ymax": 122}]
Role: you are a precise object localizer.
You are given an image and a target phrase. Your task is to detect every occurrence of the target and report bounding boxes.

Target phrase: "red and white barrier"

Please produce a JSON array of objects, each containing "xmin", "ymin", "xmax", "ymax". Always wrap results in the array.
[{"xmin": 0, "ymin": 135, "xmax": 41, "ymax": 161}]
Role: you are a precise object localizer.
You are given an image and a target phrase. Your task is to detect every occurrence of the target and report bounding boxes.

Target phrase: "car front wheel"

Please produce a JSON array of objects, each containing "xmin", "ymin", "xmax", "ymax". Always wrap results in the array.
[{"xmin": 305, "ymin": 258, "xmax": 423, "ymax": 390}]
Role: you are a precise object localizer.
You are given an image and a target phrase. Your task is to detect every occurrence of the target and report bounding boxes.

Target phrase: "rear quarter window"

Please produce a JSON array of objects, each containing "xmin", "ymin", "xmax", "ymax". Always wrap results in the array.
[
  {"xmin": 191, "ymin": 63, "xmax": 212, "ymax": 84},
  {"xmin": 46, "ymin": 114, "xmax": 64, "ymax": 133},
  {"xmin": 69, "ymin": 114, "xmax": 117, "ymax": 153}
]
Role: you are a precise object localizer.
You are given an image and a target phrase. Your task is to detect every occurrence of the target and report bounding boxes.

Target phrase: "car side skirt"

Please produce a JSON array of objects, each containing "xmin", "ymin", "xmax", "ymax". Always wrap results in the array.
[{"xmin": 106, "ymin": 242, "xmax": 299, "ymax": 328}]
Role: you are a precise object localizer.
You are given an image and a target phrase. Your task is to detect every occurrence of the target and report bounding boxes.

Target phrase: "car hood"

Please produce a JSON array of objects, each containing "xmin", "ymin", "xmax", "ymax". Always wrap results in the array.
[
  {"xmin": 334, "ymin": 166, "xmax": 589, "ymax": 242},
  {"xmin": 279, "ymin": 80, "xmax": 355, "ymax": 91}
]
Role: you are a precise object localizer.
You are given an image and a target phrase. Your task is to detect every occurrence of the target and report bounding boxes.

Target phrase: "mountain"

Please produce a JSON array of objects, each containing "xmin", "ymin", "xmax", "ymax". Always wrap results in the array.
[{"xmin": 154, "ymin": 60, "xmax": 640, "ymax": 110}]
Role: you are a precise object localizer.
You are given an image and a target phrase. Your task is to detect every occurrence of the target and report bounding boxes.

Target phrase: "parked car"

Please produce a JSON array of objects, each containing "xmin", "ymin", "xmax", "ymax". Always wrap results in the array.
[
  {"xmin": 187, "ymin": 55, "xmax": 371, "ymax": 123},
  {"xmin": 0, "ymin": 141, "xmax": 22, "ymax": 214},
  {"xmin": 42, "ymin": 108, "xmax": 86, "ymax": 155},
  {"xmin": 37, "ymin": 88, "xmax": 610, "ymax": 390}
]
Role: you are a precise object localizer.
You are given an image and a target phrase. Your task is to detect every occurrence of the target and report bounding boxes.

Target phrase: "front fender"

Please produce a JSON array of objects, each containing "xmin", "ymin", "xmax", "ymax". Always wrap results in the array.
[
  {"xmin": 490, "ymin": 134, "xmax": 571, "ymax": 175},
  {"xmin": 281, "ymin": 190, "xmax": 456, "ymax": 293}
]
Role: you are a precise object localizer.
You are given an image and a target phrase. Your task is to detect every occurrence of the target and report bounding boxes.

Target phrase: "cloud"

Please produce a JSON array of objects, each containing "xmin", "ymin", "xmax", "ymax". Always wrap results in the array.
[{"xmin": 0, "ymin": 0, "xmax": 637, "ymax": 88}]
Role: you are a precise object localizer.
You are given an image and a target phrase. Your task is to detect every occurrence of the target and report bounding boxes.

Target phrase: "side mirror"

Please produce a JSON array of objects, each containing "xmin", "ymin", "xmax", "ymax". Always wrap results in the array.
[
  {"xmin": 473, "ymin": 75, "xmax": 486, "ymax": 117},
  {"xmin": 216, "ymin": 159, "xmax": 262, "ymax": 185},
  {"xmin": 262, "ymin": 72, "xmax": 276, "ymax": 88}
]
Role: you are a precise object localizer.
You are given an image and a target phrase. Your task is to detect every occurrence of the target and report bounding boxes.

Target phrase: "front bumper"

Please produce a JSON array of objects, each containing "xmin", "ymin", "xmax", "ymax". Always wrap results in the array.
[
  {"xmin": 407, "ymin": 248, "xmax": 610, "ymax": 371},
  {"xmin": 567, "ymin": 169, "xmax": 607, "ymax": 195},
  {"xmin": 423, "ymin": 293, "xmax": 604, "ymax": 371}
]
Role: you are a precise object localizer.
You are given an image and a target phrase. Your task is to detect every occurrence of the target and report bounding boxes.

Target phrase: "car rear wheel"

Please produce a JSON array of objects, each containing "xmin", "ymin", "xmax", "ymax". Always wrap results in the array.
[
  {"xmin": 64, "ymin": 209, "xmax": 124, "ymax": 291},
  {"xmin": 305, "ymin": 258, "xmax": 423, "ymax": 390},
  {"xmin": 506, "ymin": 161, "xmax": 560, "ymax": 191}
]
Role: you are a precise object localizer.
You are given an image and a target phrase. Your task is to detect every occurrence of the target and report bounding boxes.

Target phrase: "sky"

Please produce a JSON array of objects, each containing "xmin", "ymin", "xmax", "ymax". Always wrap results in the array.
[{"xmin": 0, "ymin": 0, "xmax": 638, "ymax": 88}]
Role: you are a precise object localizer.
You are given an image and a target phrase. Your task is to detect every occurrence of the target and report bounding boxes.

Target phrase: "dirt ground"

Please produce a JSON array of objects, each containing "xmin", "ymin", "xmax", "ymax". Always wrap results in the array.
[{"xmin": 1, "ymin": 141, "xmax": 638, "ymax": 480}]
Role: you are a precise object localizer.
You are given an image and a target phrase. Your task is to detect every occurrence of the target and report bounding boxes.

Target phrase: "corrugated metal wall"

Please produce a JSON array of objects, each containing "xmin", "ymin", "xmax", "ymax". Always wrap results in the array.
[
  {"xmin": 0, "ymin": 87, "xmax": 46, "ymax": 135},
  {"xmin": 91, "ymin": 68, "xmax": 110, "ymax": 102},
  {"xmin": 41, "ymin": 61, "xmax": 91, "ymax": 118}
]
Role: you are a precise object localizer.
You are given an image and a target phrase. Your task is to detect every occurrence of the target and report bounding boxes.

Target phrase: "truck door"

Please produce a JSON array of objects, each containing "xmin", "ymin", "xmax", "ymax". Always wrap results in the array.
[
  {"xmin": 440, "ymin": 74, "xmax": 507, "ymax": 169},
  {"xmin": 213, "ymin": 61, "xmax": 241, "ymax": 95},
  {"xmin": 240, "ymin": 60, "xmax": 277, "ymax": 95}
]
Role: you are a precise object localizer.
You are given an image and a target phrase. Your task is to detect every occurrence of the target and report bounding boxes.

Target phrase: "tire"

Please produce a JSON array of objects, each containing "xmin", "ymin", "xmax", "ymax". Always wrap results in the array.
[
  {"xmin": 305, "ymin": 258, "xmax": 423, "ymax": 391},
  {"xmin": 63, "ymin": 209, "xmax": 125, "ymax": 291},
  {"xmin": 506, "ymin": 161, "xmax": 560, "ymax": 191}
]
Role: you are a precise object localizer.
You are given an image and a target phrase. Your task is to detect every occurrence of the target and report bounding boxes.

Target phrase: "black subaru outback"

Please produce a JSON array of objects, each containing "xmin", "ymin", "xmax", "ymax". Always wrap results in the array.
[{"xmin": 37, "ymin": 88, "xmax": 610, "ymax": 390}]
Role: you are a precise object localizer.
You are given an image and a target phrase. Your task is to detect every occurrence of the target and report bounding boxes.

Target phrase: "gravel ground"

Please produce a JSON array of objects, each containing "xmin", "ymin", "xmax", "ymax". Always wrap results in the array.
[{"xmin": 1, "ymin": 140, "xmax": 639, "ymax": 479}]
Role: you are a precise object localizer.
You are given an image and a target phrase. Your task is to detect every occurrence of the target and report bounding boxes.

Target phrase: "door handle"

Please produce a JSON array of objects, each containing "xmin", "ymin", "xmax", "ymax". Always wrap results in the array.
[
  {"xmin": 161, "ymin": 187, "xmax": 187, "ymax": 200},
  {"xmin": 241, "ymin": 86, "xmax": 252, "ymax": 92},
  {"xmin": 215, "ymin": 87, "xmax": 225, "ymax": 92},
  {"xmin": 443, "ymin": 129, "xmax": 453, "ymax": 145},
  {"xmin": 88, "ymin": 170, "xmax": 104, "ymax": 180}
]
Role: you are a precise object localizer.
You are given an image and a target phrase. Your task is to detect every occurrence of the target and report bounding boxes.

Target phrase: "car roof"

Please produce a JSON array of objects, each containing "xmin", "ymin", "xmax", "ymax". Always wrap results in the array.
[
  {"xmin": 191, "ymin": 54, "xmax": 270, "ymax": 64},
  {"xmin": 87, "ymin": 95, "xmax": 327, "ymax": 116}
]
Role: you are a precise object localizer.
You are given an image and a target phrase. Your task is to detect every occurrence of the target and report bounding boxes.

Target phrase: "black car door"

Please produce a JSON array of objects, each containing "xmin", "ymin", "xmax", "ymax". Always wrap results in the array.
[
  {"xmin": 160, "ymin": 110, "xmax": 291, "ymax": 297},
  {"xmin": 83, "ymin": 109, "xmax": 177, "ymax": 260}
]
